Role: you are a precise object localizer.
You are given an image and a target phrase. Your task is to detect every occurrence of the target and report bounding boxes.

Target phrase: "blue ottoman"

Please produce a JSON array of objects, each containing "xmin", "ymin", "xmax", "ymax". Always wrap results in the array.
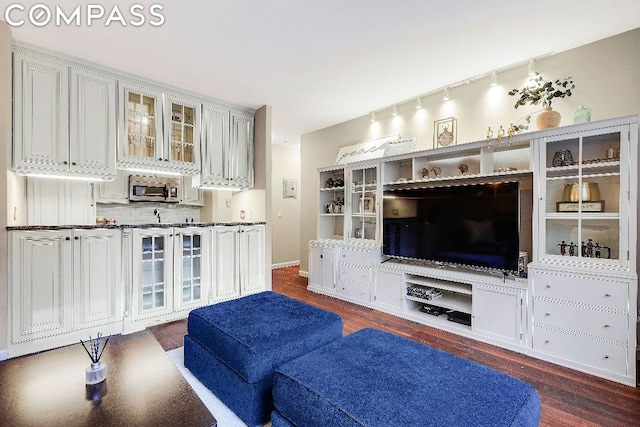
[
  {"xmin": 272, "ymin": 328, "xmax": 540, "ymax": 427},
  {"xmin": 183, "ymin": 291, "xmax": 343, "ymax": 427}
]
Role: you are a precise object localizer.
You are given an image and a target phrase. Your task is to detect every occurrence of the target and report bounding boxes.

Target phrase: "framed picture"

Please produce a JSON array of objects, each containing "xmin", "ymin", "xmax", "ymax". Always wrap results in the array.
[
  {"xmin": 359, "ymin": 196, "xmax": 374, "ymax": 213},
  {"xmin": 434, "ymin": 117, "xmax": 457, "ymax": 148},
  {"xmin": 283, "ymin": 178, "xmax": 297, "ymax": 199}
]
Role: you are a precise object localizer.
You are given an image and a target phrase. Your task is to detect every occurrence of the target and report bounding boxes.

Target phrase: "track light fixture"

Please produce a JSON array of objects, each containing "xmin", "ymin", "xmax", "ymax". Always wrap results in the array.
[
  {"xmin": 370, "ymin": 111, "xmax": 376, "ymax": 123},
  {"xmin": 490, "ymin": 71, "xmax": 498, "ymax": 87},
  {"xmin": 443, "ymin": 88, "xmax": 450, "ymax": 101},
  {"xmin": 415, "ymin": 97, "xmax": 422, "ymax": 109},
  {"xmin": 392, "ymin": 105, "xmax": 398, "ymax": 116}
]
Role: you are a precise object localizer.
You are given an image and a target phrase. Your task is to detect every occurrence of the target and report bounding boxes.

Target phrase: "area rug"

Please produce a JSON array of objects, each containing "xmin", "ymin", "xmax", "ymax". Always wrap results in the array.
[{"xmin": 166, "ymin": 347, "xmax": 246, "ymax": 427}]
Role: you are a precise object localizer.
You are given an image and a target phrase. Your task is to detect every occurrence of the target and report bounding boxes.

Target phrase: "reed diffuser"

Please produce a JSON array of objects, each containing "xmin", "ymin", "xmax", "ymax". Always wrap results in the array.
[{"xmin": 80, "ymin": 333, "xmax": 110, "ymax": 385}]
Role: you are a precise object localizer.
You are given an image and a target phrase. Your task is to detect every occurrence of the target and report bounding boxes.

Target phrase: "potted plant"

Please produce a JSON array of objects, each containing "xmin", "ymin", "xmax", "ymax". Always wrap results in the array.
[{"xmin": 508, "ymin": 73, "xmax": 575, "ymax": 129}]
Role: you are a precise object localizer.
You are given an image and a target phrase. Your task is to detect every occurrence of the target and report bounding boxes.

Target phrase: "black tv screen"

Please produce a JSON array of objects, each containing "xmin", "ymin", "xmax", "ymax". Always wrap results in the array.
[{"xmin": 383, "ymin": 182, "xmax": 520, "ymax": 272}]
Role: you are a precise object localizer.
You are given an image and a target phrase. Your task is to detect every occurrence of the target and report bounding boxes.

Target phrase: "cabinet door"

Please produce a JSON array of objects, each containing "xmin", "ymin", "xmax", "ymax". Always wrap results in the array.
[
  {"xmin": 174, "ymin": 228, "xmax": 209, "ymax": 311},
  {"xmin": 212, "ymin": 226, "xmax": 240, "ymax": 299},
  {"xmin": 201, "ymin": 102, "xmax": 230, "ymax": 186},
  {"xmin": 132, "ymin": 229, "xmax": 173, "ymax": 319},
  {"xmin": 374, "ymin": 269, "xmax": 404, "ymax": 312},
  {"xmin": 10, "ymin": 231, "xmax": 73, "ymax": 343},
  {"xmin": 73, "ymin": 229, "xmax": 122, "ymax": 328},
  {"xmin": 13, "ymin": 52, "xmax": 69, "ymax": 171},
  {"xmin": 164, "ymin": 93, "xmax": 201, "ymax": 173},
  {"xmin": 27, "ymin": 177, "xmax": 95, "ymax": 225},
  {"xmin": 230, "ymin": 109, "xmax": 254, "ymax": 188},
  {"xmin": 181, "ymin": 174, "xmax": 204, "ymax": 206},
  {"xmin": 240, "ymin": 225, "xmax": 265, "ymax": 295},
  {"xmin": 118, "ymin": 81, "xmax": 163, "ymax": 167},
  {"xmin": 473, "ymin": 284, "xmax": 524, "ymax": 346},
  {"xmin": 347, "ymin": 165, "xmax": 378, "ymax": 242},
  {"xmin": 96, "ymin": 169, "xmax": 129, "ymax": 204},
  {"xmin": 308, "ymin": 244, "xmax": 336, "ymax": 291},
  {"xmin": 69, "ymin": 67, "xmax": 116, "ymax": 178}
]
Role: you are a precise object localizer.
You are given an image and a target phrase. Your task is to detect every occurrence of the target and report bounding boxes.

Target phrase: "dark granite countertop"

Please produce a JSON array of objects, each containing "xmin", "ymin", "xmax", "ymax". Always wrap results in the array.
[{"xmin": 6, "ymin": 222, "xmax": 266, "ymax": 231}]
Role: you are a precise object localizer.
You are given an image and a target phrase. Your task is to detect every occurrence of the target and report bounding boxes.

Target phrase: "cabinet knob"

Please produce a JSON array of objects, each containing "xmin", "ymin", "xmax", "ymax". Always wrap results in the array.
[
  {"xmin": 604, "ymin": 293, "xmax": 611, "ymax": 297},
  {"xmin": 604, "ymin": 355, "xmax": 609, "ymax": 359},
  {"xmin": 74, "ymin": 236, "xmax": 79, "ymax": 240},
  {"xmin": 65, "ymin": 236, "xmax": 70, "ymax": 241},
  {"xmin": 545, "ymin": 285, "xmax": 551, "ymax": 289},
  {"xmin": 604, "ymin": 324, "xmax": 610, "ymax": 328},
  {"xmin": 72, "ymin": 162, "xmax": 77, "ymax": 166},
  {"xmin": 544, "ymin": 313, "xmax": 550, "ymax": 317},
  {"xmin": 544, "ymin": 340, "xmax": 549, "ymax": 344},
  {"xmin": 63, "ymin": 161, "xmax": 68, "ymax": 165},
  {"xmin": 159, "ymin": 157, "xmax": 163, "ymax": 161}
]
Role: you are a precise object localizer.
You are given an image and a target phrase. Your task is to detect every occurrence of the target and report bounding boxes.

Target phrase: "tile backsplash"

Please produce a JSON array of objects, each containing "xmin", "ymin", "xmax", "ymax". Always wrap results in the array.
[{"xmin": 97, "ymin": 203, "xmax": 201, "ymax": 224}]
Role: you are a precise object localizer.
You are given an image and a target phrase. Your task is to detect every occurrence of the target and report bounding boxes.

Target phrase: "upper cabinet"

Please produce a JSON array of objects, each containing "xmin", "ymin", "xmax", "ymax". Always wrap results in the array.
[
  {"xmin": 13, "ymin": 46, "xmax": 116, "ymax": 180},
  {"xmin": 117, "ymin": 82, "xmax": 201, "ymax": 174},
  {"xmin": 533, "ymin": 116, "xmax": 638, "ymax": 271},
  {"xmin": 201, "ymin": 103, "xmax": 254, "ymax": 189}
]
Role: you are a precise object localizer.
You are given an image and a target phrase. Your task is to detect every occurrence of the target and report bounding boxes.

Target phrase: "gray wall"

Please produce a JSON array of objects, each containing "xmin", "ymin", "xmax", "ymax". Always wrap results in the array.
[
  {"xmin": 299, "ymin": 28, "xmax": 640, "ymax": 275},
  {"xmin": 271, "ymin": 143, "xmax": 301, "ymax": 267}
]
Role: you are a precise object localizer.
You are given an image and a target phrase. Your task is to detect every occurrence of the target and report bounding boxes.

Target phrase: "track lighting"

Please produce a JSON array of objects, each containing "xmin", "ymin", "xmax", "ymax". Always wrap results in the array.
[
  {"xmin": 490, "ymin": 71, "xmax": 498, "ymax": 87},
  {"xmin": 415, "ymin": 97, "xmax": 422, "ymax": 109},
  {"xmin": 528, "ymin": 59, "xmax": 536, "ymax": 76},
  {"xmin": 443, "ymin": 88, "xmax": 450, "ymax": 101},
  {"xmin": 392, "ymin": 105, "xmax": 398, "ymax": 116},
  {"xmin": 370, "ymin": 111, "xmax": 376, "ymax": 123}
]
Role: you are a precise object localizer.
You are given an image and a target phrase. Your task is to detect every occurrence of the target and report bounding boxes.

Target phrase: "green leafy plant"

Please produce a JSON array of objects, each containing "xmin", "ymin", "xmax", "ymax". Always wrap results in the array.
[{"xmin": 508, "ymin": 73, "xmax": 575, "ymax": 109}]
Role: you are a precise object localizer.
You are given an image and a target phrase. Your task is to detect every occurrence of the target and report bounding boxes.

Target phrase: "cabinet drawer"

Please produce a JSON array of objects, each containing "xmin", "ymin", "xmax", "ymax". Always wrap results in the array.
[
  {"xmin": 532, "ymin": 271, "xmax": 628, "ymax": 311},
  {"xmin": 337, "ymin": 280, "xmax": 370, "ymax": 303},
  {"xmin": 532, "ymin": 327, "xmax": 628, "ymax": 375},
  {"xmin": 533, "ymin": 298, "xmax": 628, "ymax": 343},
  {"xmin": 339, "ymin": 265, "xmax": 371, "ymax": 285},
  {"xmin": 339, "ymin": 247, "xmax": 372, "ymax": 266}
]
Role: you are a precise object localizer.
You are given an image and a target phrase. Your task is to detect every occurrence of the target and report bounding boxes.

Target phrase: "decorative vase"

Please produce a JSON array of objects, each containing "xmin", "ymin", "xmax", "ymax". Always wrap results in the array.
[
  {"xmin": 536, "ymin": 107, "xmax": 561, "ymax": 130},
  {"xmin": 86, "ymin": 361, "xmax": 107, "ymax": 385}
]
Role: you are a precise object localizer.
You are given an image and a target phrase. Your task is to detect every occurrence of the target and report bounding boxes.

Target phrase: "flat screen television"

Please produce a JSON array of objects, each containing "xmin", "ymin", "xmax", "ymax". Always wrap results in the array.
[{"xmin": 382, "ymin": 182, "xmax": 520, "ymax": 272}]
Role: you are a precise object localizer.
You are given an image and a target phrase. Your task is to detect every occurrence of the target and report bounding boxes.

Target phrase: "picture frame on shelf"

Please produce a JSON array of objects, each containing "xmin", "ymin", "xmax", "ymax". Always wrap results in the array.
[
  {"xmin": 434, "ymin": 117, "xmax": 457, "ymax": 148},
  {"xmin": 556, "ymin": 200, "xmax": 605, "ymax": 212},
  {"xmin": 359, "ymin": 196, "xmax": 374, "ymax": 213}
]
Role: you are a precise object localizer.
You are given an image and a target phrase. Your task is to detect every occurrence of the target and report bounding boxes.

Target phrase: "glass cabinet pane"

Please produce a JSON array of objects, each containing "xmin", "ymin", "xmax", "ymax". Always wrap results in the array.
[
  {"xmin": 180, "ymin": 233, "xmax": 203, "ymax": 303},
  {"xmin": 127, "ymin": 91, "xmax": 157, "ymax": 159},
  {"xmin": 349, "ymin": 166, "xmax": 377, "ymax": 241},
  {"xmin": 139, "ymin": 235, "xmax": 167, "ymax": 311},
  {"xmin": 169, "ymin": 102, "xmax": 195, "ymax": 163}
]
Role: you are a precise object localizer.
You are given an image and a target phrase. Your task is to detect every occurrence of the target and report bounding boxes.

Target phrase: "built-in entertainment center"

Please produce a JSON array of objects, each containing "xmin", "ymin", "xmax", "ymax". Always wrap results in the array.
[{"xmin": 308, "ymin": 115, "xmax": 638, "ymax": 386}]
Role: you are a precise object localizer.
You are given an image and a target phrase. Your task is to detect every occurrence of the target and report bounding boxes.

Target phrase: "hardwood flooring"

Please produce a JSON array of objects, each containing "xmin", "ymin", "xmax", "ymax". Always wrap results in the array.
[{"xmin": 149, "ymin": 266, "xmax": 640, "ymax": 427}]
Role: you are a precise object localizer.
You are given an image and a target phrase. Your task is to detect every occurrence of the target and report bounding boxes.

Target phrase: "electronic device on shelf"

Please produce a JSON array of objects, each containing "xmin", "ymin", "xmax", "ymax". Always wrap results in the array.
[
  {"xmin": 447, "ymin": 311, "xmax": 472, "ymax": 326},
  {"xmin": 382, "ymin": 181, "xmax": 521, "ymax": 273}
]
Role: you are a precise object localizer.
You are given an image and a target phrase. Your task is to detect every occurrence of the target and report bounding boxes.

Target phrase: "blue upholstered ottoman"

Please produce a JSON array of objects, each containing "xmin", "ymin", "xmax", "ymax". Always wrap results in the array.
[
  {"xmin": 272, "ymin": 328, "xmax": 540, "ymax": 427},
  {"xmin": 183, "ymin": 291, "xmax": 343, "ymax": 427}
]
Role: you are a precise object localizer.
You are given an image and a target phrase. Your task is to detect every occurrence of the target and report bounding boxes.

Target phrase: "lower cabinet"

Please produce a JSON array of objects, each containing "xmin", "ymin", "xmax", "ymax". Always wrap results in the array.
[
  {"xmin": 528, "ymin": 266, "xmax": 637, "ymax": 386},
  {"xmin": 9, "ymin": 228, "xmax": 122, "ymax": 357},
  {"xmin": 308, "ymin": 241, "xmax": 337, "ymax": 292},
  {"xmin": 126, "ymin": 226, "xmax": 210, "ymax": 330},
  {"xmin": 211, "ymin": 224, "xmax": 266, "ymax": 301},
  {"xmin": 473, "ymin": 284, "xmax": 525, "ymax": 349},
  {"xmin": 373, "ymin": 268, "xmax": 404, "ymax": 313}
]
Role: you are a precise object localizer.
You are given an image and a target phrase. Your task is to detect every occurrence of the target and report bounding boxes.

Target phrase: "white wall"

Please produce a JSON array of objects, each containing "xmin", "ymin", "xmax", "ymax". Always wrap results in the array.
[
  {"xmin": 299, "ymin": 28, "xmax": 640, "ymax": 274},
  {"xmin": 271, "ymin": 143, "xmax": 301, "ymax": 267}
]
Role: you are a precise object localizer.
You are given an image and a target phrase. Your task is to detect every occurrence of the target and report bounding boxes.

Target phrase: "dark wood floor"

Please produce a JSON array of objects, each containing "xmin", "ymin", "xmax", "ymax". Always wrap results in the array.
[{"xmin": 149, "ymin": 266, "xmax": 640, "ymax": 427}]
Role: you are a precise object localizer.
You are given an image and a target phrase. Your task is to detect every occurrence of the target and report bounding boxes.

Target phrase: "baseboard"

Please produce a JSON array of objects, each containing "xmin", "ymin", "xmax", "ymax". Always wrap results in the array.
[
  {"xmin": 299, "ymin": 270, "xmax": 309, "ymax": 278},
  {"xmin": 0, "ymin": 349, "xmax": 7, "ymax": 361},
  {"xmin": 272, "ymin": 261, "xmax": 300, "ymax": 269}
]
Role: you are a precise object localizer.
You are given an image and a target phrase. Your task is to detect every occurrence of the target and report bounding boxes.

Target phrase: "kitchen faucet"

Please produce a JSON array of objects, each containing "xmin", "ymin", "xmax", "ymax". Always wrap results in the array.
[{"xmin": 153, "ymin": 208, "xmax": 161, "ymax": 223}]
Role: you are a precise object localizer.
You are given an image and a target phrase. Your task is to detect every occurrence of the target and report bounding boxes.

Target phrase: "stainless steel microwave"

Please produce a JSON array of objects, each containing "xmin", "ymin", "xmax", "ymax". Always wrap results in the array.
[{"xmin": 129, "ymin": 175, "xmax": 180, "ymax": 203}]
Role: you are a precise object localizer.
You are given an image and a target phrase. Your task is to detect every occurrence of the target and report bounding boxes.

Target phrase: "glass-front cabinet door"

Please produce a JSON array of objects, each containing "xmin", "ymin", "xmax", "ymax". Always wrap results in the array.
[
  {"xmin": 121, "ymin": 84, "xmax": 162, "ymax": 165},
  {"xmin": 348, "ymin": 164, "xmax": 378, "ymax": 242},
  {"xmin": 174, "ymin": 228, "xmax": 209, "ymax": 311},
  {"xmin": 537, "ymin": 122, "xmax": 633, "ymax": 269},
  {"xmin": 132, "ymin": 229, "xmax": 173, "ymax": 320},
  {"xmin": 164, "ymin": 93, "xmax": 201, "ymax": 173}
]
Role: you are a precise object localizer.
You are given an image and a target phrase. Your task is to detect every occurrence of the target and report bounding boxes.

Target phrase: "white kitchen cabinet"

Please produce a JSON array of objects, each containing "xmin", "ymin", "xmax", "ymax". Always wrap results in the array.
[
  {"xmin": 473, "ymin": 283, "xmax": 525, "ymax": 349},
  {"xmin": 173, "ymin": 227, "xmax": 210, "ymax": 312},
  {"xmin": 118, "ymin": 81, "xmax": 201, "ymax": 174},
  {"xmin": 130, "ymin": 228, "xmax": 174, "ymax": 321},
  {"xmin": 201, "ymin": 103, "xmax": 254, "ymax": 189},
  {"xmin": 9, "ymin": 228, "xmax": 122, "ymax": 357},
  {"xmin": 95, "ymin": 169, "xmax": 129, "ymax": 204},
  {"xmin": 211, "ymin": 224, "xmax": 266, "ymax": 301},
  {"xmin": 73, "ymin": 228, "xmax": 123, "ymax": 329},
  {"xmin": 181, "ymin": 174, "xmax": 205, "ymax": 206},
  {"xmin": 211, "ymin": 225, "xmax": 240, "ymax": 300},
  {"xmin": 13, "ymin": 45, "xmax": 117, "ymax": 180},
  {"xmin": 239, "ymin": 225, "xmax": 266, "ymax": 295},
  {"xmin": 27, "ymin": 177, "xmax": 95, "ymax": 225}
]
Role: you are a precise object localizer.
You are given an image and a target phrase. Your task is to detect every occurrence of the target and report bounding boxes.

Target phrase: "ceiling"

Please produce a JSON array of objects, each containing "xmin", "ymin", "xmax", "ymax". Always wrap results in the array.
[{"xmin": 3, "ymin": 1, "xmax": 640, "ymax": 146}]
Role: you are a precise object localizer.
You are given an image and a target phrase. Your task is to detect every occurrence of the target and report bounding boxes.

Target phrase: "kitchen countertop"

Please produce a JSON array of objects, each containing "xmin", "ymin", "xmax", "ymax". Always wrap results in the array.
[{"xmin": 6, "ymin": 222, "xmax": 266, "ymax": 231}]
